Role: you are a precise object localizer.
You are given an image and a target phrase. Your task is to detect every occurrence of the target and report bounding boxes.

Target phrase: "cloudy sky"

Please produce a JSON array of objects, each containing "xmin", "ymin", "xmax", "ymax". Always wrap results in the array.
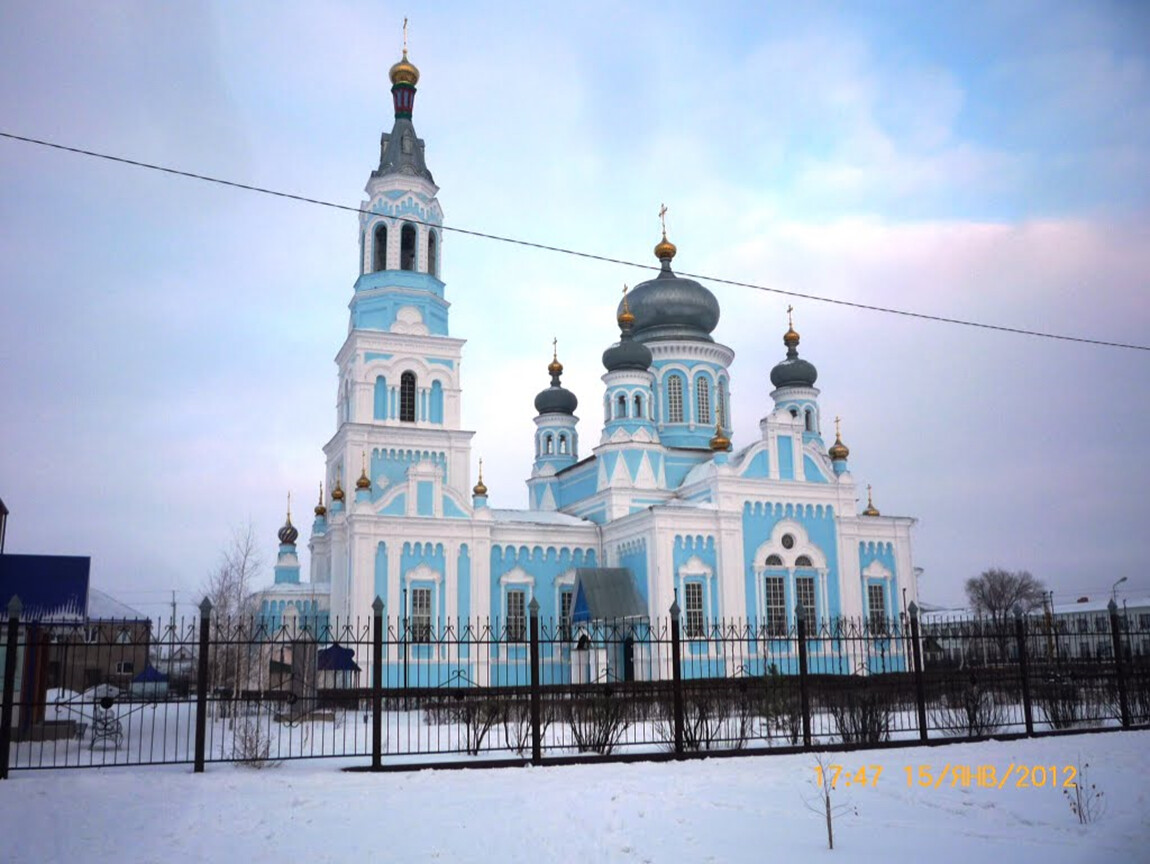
[{"xmin": 1, "ymin": 1, "xmax": 1148, "ymax": 619}]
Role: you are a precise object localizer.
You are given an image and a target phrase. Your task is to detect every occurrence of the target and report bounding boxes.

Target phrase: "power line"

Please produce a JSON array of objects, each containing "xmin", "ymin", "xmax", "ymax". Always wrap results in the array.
[{"xmin": 3, "ymin": 130, "xmax": 1147, "ymax": 353}]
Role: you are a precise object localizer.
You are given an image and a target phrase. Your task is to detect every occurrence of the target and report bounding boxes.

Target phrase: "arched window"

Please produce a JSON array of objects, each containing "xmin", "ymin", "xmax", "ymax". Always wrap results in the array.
[
  {"xmin": 603, "ymin": 396, "xmax": 610, "ymax": 424},
  {"xmin": 545, "ymin": 433, "xmax": 554, "ymax": 455},
  {"xmin": 559, "ymin": 434, "xmax": 568, "ymax": 455},
  {"xmin": 789, "ymin": 407, "xmax": 798, "ymax": 418},
  {"xmin": 399, "ymin": 371, "xmax": 416, "ymax": 422},
  {"xmin": 427, "ymin": 230, "xmax": 438, "ymax": 277},
  {"xmin": 696, "ymin": 376, "xmax": 711, "ymax": 425},
  {"xmin": 373, "ymin": 224, "xmax": 387, "ymax": 272},
  {"xmin": 400, "ymin": 223, "xmax": 417, "ymax": 271},
  {"xmin": 717, "ymin": 381, "xmax": 727, "ymax": 427},
  {"xmin": 765, "ymin": 554, "xmax": 783, "ymax": 566},
  {"xmin": 615, "ymin": 393, "xmax": 627, "ymax": 419},
  {"xmin": 634, "ymin": 393, "xmax": 644, "ymax": 419},
  {"xmin": 804, "ymin": 408, "xmax": 814, "ymax": 432},
  {"xmin": 667, "ymin": 375, "xmax": 684, "ymax": 423},
  {"xmin": 795, "ymin": 555, "xmax": 812, "ymax": 567}
]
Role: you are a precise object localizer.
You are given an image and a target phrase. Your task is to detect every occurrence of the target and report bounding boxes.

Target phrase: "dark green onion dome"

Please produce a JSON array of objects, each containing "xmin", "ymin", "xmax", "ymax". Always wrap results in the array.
[
  {"xmin": 534, "ymin": 351, "xmax": 579, "ymax": 415},
  {"xmin": 603, "ymin": 290, "xmax": 653, "ymax": 372},
  {"xmin": 769, "ymin": 322, "xmax": 818, "ymax": 389},
  {"xmin": 616, "ymin": 236, "xmax": 720, "ymax": 343}
]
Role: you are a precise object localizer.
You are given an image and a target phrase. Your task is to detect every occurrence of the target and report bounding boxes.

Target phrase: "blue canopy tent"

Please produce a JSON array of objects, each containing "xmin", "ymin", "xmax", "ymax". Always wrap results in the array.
[{"xmin": 316, "ymin": 642, "xmax": 361, "ymax": 688}]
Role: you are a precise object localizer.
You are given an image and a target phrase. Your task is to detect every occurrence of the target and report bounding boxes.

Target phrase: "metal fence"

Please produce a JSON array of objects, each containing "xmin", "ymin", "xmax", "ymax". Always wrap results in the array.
[{"xmin": 1, "ymin": 596, "xmax": 1147, "ymax": 777}]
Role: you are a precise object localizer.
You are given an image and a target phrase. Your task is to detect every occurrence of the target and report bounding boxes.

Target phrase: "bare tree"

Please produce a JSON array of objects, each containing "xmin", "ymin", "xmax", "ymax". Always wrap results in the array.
[
  {"xmin": 964, "ymin": 568, "xmax": 1045, "ymax": 662},
  {"xmin": 202, "ymin": 523, "xmax": 264, "ymax": 720}
]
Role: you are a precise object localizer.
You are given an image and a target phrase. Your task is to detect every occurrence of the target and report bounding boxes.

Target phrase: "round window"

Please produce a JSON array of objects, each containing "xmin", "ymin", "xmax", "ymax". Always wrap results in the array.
[{"xmin": 781, "ymin": 534, "xmax": 795, "ymax": 550}]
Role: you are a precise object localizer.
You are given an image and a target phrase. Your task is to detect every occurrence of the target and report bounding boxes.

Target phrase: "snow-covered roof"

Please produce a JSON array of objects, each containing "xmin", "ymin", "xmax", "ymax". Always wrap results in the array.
[
  {"xmin": 488, "ymin": 509, "xmax": 590, "ymax": 527},
  {"xmin": 87, "ymin": 588, "xmax": 149, "ymax": 621},
  {"xmin": 920, "ymin": 596, "xmax": 1150, "ymax": 622},
  {"xmin": 262, "ymin": 582, "xmax": 331, "ymax": 596}
]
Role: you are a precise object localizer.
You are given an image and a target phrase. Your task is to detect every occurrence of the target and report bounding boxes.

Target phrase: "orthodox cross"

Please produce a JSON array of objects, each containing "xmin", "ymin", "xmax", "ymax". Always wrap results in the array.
[
  {"xmin": 552, "ymin": 336, "xmax": 558, "ymax": 361},
  {"xmin": 787, "ymin": 304, "xmax": 794, "ymax": 328},
  {"xmin": 835, "ymin": 416, "xmax": 841, "ymax": 438},
  {"xmin": 403, "ymin": 17, "xmax": 409, "ymax": 54},
  {"xmin": 658, "ymin": 203, "xmax": 668, "ymax": 237}
]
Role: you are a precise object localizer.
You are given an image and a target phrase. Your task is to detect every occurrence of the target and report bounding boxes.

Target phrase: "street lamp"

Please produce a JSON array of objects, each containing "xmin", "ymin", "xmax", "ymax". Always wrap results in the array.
[{"xmin": 1111, "ymin": 576, "xmax": 1128, "ymax": 602}]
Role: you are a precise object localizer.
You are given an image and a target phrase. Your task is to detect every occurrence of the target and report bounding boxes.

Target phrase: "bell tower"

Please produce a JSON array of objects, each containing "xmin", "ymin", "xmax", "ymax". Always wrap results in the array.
[{"xmin": 320, "ymin": 35, "xmax": 475, "ymax": 520}]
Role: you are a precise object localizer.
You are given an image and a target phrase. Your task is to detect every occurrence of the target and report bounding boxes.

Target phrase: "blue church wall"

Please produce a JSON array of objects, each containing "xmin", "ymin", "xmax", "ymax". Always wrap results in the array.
[
  {"xmin": 859, "ymin": 540, "xmax": 900, "ymax": 633},
  {"xmin": 370, "ymin": 449, "xmax": 447, "ymax": 500},
  {"xmin": 442, "ymin": 494, "xmax": 468, "ymax": 519},
  {"xmin": 664, "ymin": 454, "xmax": 708, "ymax": 489},
  {"xmin": 617, "ymin": 540, "xmax": 649, "ymax": 605},
  {"xmin": 429, "ymin": 380, "xmax": 444, "ymax": 424},
  {"xmin": 803, "ymin": 455, "xmax": 830, "ymax": 483},
  {"xmin": 741, "ymin": 501, "xmax": 842, "ymax": 629},
  {"xmin": 740, "ymin": 450, "xmax": 770, "ymax": 479},
  {"xmin": 488, "ymin": 545, "xmax": 597, "ymax": 625},
  {"xmin": 349, "ymin": 288, "xmax": 449, "ymax": 335},
  {"xmin": 428, "ymin": 357, "xmax": 454, "ymax": 369},
  {"xmin": 380, "ymin": 493, "xmax": 406, "ymax": 515},
  {"xmin": 673, "ymin": 535, "xmax": 718, "ymax": 657},
  {"xmin": 364, "ymin": 352, "xmax": 393, "ymax": 363},
  {"xmin": 777, "ymin": 437, "xmax": 795, "ymax": 480},
  {"xmin": 557, "ymin": 463, "xmax": 598, "ymax": 507},
  {"xmin": 374, "ymin": 376, "xmax": 388, "ymax": 419},
  {"xmin": 416, "ymin": 481, "xmax": 434, "ymax": 516},
  {"xmin": 258, "ymin": 599, "xmax": 329, "ymax": 641}
]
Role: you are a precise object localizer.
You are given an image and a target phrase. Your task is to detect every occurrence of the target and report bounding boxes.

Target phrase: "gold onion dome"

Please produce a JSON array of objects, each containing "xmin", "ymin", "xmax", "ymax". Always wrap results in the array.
[
  {"xmin": 389, "ymin": 49, "xmax": 420, "ymax": 87},
  {"xmin": 709, "ymin": 420, "xmax": 731, "ymax": 452},
  {"xmin": 829, "ymin": 435, "xmax": 850, "ymax": 461},
  {"xmin": 314, "ymin": 483, "xmax": 327, "ymax": 517},
  {"xmin": 862, "ymin": 485, "xmax": 880, "ymax": 517},
  {"xmin": 654, "ymin": 233, "xmax": 677, "ymax": 262},
  {"xmin": 473, "ymin": 459, "xmax": 488, "ymax": 497},
  {"xmin": 356, "ymin": 465, "xmax": 372, "ymax": 490},
  {"xmin": 618, "ymin": 285, "xmax": 636, "ymax": 328},
  {"xmin": 828, "ymin": 416, "xmax": 849, "ymax": 461},
  {"xmin": 331, "ymin": 475, "xmax": 345, "ymax": 501}
]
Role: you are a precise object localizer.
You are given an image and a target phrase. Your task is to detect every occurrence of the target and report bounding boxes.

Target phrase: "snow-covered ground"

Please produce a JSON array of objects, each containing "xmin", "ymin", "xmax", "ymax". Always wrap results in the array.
[{"xmin": 1, "ymin": 732, "xmax": 1147, "ymax": 863}]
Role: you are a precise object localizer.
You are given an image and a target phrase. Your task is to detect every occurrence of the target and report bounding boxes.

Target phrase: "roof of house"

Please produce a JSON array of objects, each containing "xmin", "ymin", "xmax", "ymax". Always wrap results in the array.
[
  {"xmin": 572, "ymin": 568, "xmax": 647, "ymax": 624},
  {"xmin": 0, "ymin": 554, "xmax": 90, "ymax": 620}
]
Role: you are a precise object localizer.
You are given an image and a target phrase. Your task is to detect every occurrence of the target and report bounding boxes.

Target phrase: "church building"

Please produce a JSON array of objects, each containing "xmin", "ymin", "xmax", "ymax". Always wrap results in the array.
[{"xmin": 255, "ymin": 44, "xmax": 919, "ymax": 683}]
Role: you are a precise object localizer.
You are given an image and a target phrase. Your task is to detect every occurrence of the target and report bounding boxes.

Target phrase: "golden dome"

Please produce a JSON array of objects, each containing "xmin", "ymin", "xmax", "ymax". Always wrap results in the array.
[
  {"xmin": 314, "ymin": 482, "xmax": 327, "ymax": 517},
  {"xmin": 709, "ymin": 420, "xmax": 731, "ymax": 452},
  {"xmin": 654, "ymin": 233, "xmax": 677, "ymax": 261},
  {"xmin": 862, "ymin": 484, "xmax": 880, "ymax": 517},
  {"xmin": 356, "ymin": 468, "xmax": 371, "ymax": 490},
  {"xmin": 548, "ymin": 339, "xmax": 563, "ymax": 376},
  {"xmin": 829, "ymin": 416, "xmax": 849, "ymax": 461},
  {"xmin": 829, "ymin": 436, "xmax": 849, "ymax": 461},
  {"xmin": 473, "ymin": 458, "xmax": 488, "ymax": 497},
  {"xmin": 389, "ymin": 49, "xmax": 420, "ymax": 87},
  {"xmin": 331, "ymin": 476, "xmax": 344, "ymax": 502},
  {"xmin": 783, "ymin": 304, "xmax": 800, "ymax": 347},
  {"xmin": 618, "ymin": 284, "xmax": 635, "ymax": 327}
]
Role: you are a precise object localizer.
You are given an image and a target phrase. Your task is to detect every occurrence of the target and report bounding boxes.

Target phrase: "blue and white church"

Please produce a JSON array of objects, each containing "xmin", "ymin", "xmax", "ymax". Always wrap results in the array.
[{"xmin": 255, "ymin": 46, "xmax": 919, "ymax": 681}]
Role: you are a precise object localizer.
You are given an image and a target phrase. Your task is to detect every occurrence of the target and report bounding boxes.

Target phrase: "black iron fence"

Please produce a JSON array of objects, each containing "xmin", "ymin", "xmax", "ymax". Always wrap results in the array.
[{"xmin": 1, "ymin": 596, "xmax": 1147, "ymax": 777}]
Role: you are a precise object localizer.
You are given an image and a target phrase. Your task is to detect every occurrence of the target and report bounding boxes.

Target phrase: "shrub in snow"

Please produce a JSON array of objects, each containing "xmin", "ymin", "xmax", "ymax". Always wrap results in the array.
[
  {"xmin": 233, "ymin": 717, "xmax": 279, "ymax": 769},
  {"xmin": 1064, "ymin": 759, "xmax": 1106, "ymax": 824},
  {"xmin": 1036, "ymin": 674, "xmax": 1081, "ymax": 730},
  {"xmin": 565, "ymin": 687, "xmax": 630, "ymax": 754},
  {"xmin": 931, "ymin": 675, "xmax": 1006, "ymax": 738},
  {"xmin": 825, "ymin": 682, "xmax": 892, "ymax": 745}
]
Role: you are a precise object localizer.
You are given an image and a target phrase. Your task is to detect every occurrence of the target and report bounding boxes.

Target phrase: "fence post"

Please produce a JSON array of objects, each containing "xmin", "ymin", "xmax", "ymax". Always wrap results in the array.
[
  {"xmin": 796, "ymin": 603, "xmax": 811, "ymax": 750},
  {"xmin": 372, "ymin": 596, "xmax": 384, "ymax": 770},
  {"xmin": 1013, "ymin": 608, "xmax": 1034, "ymax": 737},
  {"xmin": 1108, "ymin": 599, "xmax": 1131, "ymax": 728},
  {"xmin": 908, "ymin": 602, "xmax": 929, "ymax": 742},
  {"xmin": 669, "ymin": 600, "xmax": 684, "ymax": 756},
  {"xmin": 0, "ymin": 596, "xmax": 22, "ymax": 780},
  {"xmin": 528, "ymin": 597, "xmax": 542, "ymax": 765},
  {"xmin": 194, "ymin": 597, "xmax": 212, "ymax": 773}
]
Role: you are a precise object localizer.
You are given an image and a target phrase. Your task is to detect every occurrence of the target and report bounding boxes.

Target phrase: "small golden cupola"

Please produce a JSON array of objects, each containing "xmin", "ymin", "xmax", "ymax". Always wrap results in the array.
[
  {"xmin": 356, "ymin": 453, "xmax": 372, "ymax": 490},
  {"xmin": 862, "ymin": 484, "xmax": 881, "ymax": 517},
  {"xmin": 314, "ymin": 482, "xmax": 327, "ymax": 517},
  {"xmin": 331, "ymin": 470, "xmax": 345, "ymax": 502},
  {"xmin": 828, "ymin": 416, "xmax": 850, "ymax": 461},
  {"xmin": 709, "ymin": 418, "xmax": 731, "ymax": 452},
  {"xmin": 473, "ymin": 458, "xmax": 488, "ymax": 497},
  {"xmin": 389, "ymin": 18, "xmax": 420, "ymax": 87},
  {"xmin": 654, "ymin": 202, "xmax": 677, "ymax": 262}
]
